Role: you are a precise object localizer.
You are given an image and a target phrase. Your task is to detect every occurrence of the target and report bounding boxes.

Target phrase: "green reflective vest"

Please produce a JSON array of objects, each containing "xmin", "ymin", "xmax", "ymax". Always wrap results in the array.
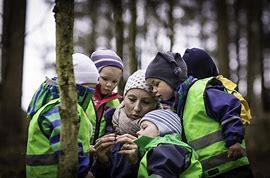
[
  {"xmin": 86, "ymin": 99, "xmax": 120, "ymax": 144},
  {"xmin": 182, "ymin": 77, "xmax": 249, "ymax": 177},
  {"xmin": 26, "ymin": 99, "xmax": 92, "ymax": 178},
  {"xmin": 136, "ymin": 134, "xmax": 203, "ymax": 178}
]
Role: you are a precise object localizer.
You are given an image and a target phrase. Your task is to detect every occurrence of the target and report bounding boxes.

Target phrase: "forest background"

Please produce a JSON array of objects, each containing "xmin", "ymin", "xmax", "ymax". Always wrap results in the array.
[{"xmin": 0, "ymin": 0, "xmax": 270, "ymax": 177}]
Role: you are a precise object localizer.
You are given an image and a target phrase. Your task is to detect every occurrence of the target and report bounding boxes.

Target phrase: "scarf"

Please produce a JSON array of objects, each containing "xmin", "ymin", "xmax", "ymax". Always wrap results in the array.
[{"xmin": 112, "ymin": 104, "xmax": 141, "ymax": 136}]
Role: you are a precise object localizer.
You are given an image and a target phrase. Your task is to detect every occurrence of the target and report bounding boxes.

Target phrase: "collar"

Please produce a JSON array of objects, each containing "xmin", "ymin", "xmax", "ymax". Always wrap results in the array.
[
  {"xmin": 93, "ymin": 84, "xmax": 122, "ymax": 110},
  {"xmin": 174, "ymin": 76, "xmax": 197, "ymax": 117}
]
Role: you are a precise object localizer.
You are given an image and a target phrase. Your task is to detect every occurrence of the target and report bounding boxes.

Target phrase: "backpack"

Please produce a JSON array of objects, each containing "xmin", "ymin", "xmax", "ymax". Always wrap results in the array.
[{"xmin": 216, "ymin": 75, "xmax": 252, "ymax": 126}]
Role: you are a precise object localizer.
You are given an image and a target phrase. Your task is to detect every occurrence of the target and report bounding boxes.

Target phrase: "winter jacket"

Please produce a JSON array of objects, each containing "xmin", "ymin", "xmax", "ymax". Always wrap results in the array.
[
  {"xmin": 135, "ymin": 134, "xmax": 202, "ymax": 178},
  {"xmin": 90, "ymin": 84, "xmax": 121, "ymax": 144},
  {"xmin": 175, "ymin": 77, "xmax": 249, "ymax": 177},
  {"xmin": 26, "ymin": 98, "xmax": 92, "ymax": 178},
  {"xmin": 26, "ymin": 78, "xmax": 94, "ymax": 178}
]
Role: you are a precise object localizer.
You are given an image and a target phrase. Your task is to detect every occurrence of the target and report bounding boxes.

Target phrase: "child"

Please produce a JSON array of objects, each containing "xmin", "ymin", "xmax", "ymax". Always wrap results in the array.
[
  {"xmin": 183, "ymin": 48, "xmax": 252, "ymax": 126},
  {"xmin": 26, "ymin": 53, "xmax": 99, "ymax": 178},
  {"xmin": 89, "ymin": 49, "xmax": 124, "ymax": 144},
  {"xmin": 117, "ymin": 109, "xmax": 202, "ymax": 178},
  {"xmin": 145, "ymin": 52, "xmax": 253, "ymax": 177}
]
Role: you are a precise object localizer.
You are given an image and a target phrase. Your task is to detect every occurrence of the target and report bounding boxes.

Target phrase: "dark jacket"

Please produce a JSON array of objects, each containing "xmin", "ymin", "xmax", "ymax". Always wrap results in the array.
[{"xmin": 175, "ymin": 76, "xmax": 244, "ymax": 147}]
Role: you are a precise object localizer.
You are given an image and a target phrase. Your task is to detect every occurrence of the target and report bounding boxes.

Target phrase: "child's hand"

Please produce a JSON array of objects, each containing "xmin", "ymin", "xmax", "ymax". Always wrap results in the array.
[
  {"xmin": 116, "ymin": 134, "xmax": 139, "ymax": 164},
  {"xmin": 227, "ymin": 142, "xmax": 246, "ymax": 160},
  {"xmin": 93, "ymin": 133, "xmax": 116, "ymax": 163}
]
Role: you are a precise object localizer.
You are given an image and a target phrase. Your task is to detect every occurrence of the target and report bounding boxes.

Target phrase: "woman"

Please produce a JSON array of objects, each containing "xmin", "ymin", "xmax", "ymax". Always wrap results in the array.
[{"xmin": 90, "ymin": 70, "xmax": 158, "ymax": 178}]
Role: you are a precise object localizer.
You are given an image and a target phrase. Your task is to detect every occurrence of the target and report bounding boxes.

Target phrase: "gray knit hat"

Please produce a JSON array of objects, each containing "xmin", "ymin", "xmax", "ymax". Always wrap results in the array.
[
  {"xmin": 90, "ymin": 49, "xmax": 124, "ymax": 72},
  {"xmin": 140, "ymin": 109, "xmax": 182, "ymax": 136},
  {"xmin": 124, "ymin": 70, "xmax": 153, "ymax": 96},
  {"xmin": 145, "ymin": 52, "xmax": 187, "ymax": 90}
]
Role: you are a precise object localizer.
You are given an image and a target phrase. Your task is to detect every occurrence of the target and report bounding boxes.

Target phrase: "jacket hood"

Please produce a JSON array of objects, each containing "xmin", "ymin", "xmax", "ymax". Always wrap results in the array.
[{"xmin": 27, "ymin": 77, "xmax": 94, "ymax": 120}]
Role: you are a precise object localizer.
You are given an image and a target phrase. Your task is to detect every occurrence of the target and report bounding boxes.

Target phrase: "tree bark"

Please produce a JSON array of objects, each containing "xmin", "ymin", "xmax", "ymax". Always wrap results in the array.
[
  {"xmin": 87, "ymin": 0, "xmax": 98, "ymax": 53},
  {"xmin": 233, "ymin": 0, "xmax": 241, "ymax": 84},
  {"xmin": 111, "ymin": 0, "xmax": 125, "ymax": 95},
  {"xmin": 168, "ymin": 0, "xmax": 175, "ymax": 51},
  {"xmin": 0, "ymin": 0, "xmax": 26, "ymax": 145},
  {"xmin": 54, "ymin": 0, "xmax": 78, "ymax": 177},
  {"xmin": 215, "ymin": 0, "xmax": 230, "ymax": 78},
  {"xmin": 246, "ymin": 0, "xmax": 261, "ymax": 107},
  {"xmin": 128, "ymin": 0, "xmax": 138, "ymax": 74}
]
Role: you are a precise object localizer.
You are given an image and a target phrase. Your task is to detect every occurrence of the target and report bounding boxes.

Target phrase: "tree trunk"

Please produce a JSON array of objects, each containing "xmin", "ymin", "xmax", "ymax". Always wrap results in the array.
[
  {"xmin": 233, "ymin": 0, "xmax": 241, "ymax": 84},
  {"xmin": 215, "ymin": 0, "xmax": 230, "ymax": 78},
  {"xmin": 198, "ymin": 1, "xmax": 207, "ymax": 49},
  {"xmin": 54, "ymin": 1, "xmax": 78, "ymax": 177},
  {"xmin": 168, "ymin": 0, "xmax": 175, "ymax": 51},
  {"xmin": 0, "ymin": 0, "xmax": 26, "ymax": 145},
  {"xmin": 87, "ymin": 0, "xmax": 98, "ymax": 53},
  {"xmin": 255, "ymin": 0, "xmax": 269, "ymax": 111},
  {"xmin": 0, "ymin": 0, "xmax": 26, "ymax": 176},
  {"xmin": 128, "ymin": 0, "xmax": 138, "ymax": 74},
  {"xmin": 246, "ymin": 0, "xmax": 261, "ymax": 108},
  {"xmin": 111, "ymin": 0, "xmax": 125, "ymax": 95}
]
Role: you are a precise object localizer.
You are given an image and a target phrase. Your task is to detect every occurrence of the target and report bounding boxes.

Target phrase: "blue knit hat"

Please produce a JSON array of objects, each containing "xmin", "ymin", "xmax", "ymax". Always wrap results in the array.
[
  {"xmin": 90, "ymin": 49, "xmax": 124, "ymax": 72},
  {"xmin": 183, "ymin": 48, "xmax": 218, "ymax": 79},
  {"xmin": 140, "ymin": 109, "xmax": 182, "ymax": 136}
]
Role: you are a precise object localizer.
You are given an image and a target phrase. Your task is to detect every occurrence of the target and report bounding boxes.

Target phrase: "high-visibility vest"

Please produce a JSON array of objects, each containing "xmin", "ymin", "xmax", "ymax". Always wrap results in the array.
[
  {"xmin": 136, "ymin": 134, "xmax": 203, "ymax": 178},
  {"xmin": 182, "ymin": 77, "xmax": 249, "ymax": 177},
  {"xmin": 26, "ymin": 98, "xmax": 92, "ymax": 178}
]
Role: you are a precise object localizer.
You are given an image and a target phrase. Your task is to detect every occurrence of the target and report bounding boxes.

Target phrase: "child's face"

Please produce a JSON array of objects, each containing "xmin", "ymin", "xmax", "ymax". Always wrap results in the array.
[
  {"xmin": 124, "ymin": 88, "xmax": 157, "ymax": 120},
  {"xmin": 137, "ymin": 120, "xmax": 159, "ymax": 138},
  {"xmin": 99, "ymin": 66, "xmax": 122, "ymax": 95},
  {"xmin": 146, "ymin": 78, "xmax": 174, "ymax": 101}
]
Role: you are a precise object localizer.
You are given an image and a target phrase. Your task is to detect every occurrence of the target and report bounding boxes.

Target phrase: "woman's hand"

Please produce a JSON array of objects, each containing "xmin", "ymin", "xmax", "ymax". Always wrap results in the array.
[
  {"xmin": 93, "ymin": 133, "xmax": 116, "ymax": 163},
  {"xmin": 116, "ymin": 134, "xmax": 139, "ymax": 164}
]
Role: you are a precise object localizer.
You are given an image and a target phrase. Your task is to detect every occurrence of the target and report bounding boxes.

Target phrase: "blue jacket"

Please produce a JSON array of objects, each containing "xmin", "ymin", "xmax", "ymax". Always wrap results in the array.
[
  {"xmin": 26, "ymin": 77, "xmax": 94, "ymax": 177},
  {"xmin": 91, "ymin": 143, "xmax": 138, "ymax": 178},
  {"xmin": 174, "ymin": 76, "xmax": 244, "ymax": 147},
  {"xmin": 91, "ymin": 109, "xmax": 138, "ymax": 178}
]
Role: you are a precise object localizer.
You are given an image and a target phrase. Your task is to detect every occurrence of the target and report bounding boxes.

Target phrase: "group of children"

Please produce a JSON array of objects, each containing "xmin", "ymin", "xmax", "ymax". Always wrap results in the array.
[{"xmin": 26, "ymin": 48, "xmax": 253, "ymax": 178}]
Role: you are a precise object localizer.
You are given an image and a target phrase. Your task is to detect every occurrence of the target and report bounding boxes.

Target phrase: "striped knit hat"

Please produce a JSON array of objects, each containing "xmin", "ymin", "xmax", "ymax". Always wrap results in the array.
[
  {"xmin": 90, "ymin": 49, "xmax": 124, "ymax": 72},
  {"xmin": 140, "ymin": 109, "xmax": 182, "ymax": 136},
  {"xmin": 124, "ymin": 70, "xmax": 152, "ymax": 96}
]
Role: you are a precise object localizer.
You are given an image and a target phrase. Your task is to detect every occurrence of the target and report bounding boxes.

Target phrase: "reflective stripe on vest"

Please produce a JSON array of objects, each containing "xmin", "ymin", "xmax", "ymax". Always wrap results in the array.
[
  {"xmin": 26, "ymin": 154, "xmax": 58, "ymax": 166},
  {"xmin": 189, "ymin": 130, "xmax": 222, "ymax": 150},
  {"xmin": 201, "ymin": 151, "xmax": 245, "ymax": 171}
]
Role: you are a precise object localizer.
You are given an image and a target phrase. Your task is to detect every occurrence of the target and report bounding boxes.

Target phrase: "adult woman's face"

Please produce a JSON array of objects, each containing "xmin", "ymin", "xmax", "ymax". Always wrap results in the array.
[{"xmin": 124, "ymin": 88, "xmax": 157, "ymax": 120}]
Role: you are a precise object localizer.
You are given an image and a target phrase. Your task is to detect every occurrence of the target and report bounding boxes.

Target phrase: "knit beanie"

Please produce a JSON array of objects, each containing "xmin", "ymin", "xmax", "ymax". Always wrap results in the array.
[
  {"xmin": 124, "ymin": 70, "xmax": 152, "ymax": 96},
  {"xmin": 183, "ymin": 48, "xmax": 218, "ymax": 79},
  {"xmin": 90, "ymin": 49, "xmax": 124, "ymax": 72},
  {"xmin": 72, "ymin": 53, "xmax": 99, "ymax": 84},
  {"xmin": 145, "ymin": 52, "xmax": 187, "ymax": 90},
  {"xmin": 140, "ymin": 109, "xmax": 182, "ymax": 136}
]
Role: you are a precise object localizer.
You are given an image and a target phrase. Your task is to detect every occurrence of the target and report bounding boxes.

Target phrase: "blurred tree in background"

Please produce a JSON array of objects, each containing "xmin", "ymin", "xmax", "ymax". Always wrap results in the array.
[
  {"xmin": 0, "ymin": 0, "xmax": 270, "ymax": 177},
  {"xmin": 0, "ymin": 0, "xmax": 27, "ymax": 176}
]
